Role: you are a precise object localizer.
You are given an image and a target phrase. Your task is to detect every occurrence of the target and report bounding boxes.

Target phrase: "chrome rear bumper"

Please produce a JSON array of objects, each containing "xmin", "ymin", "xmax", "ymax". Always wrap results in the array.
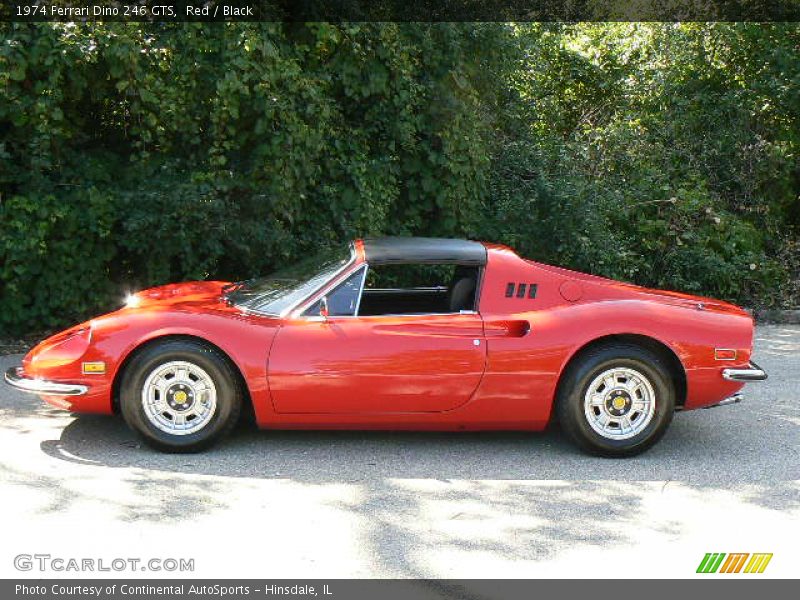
[
  {"xmin": 4, "ymin": 367, "xmax": 88, "ymax": 396},
  {"xmin": 722, "ymin": 361, "xmax": 767, "ymax": 382},
  {"xmin": 704, "ymin": 392, "xmax": 743, "ymax": 409}
]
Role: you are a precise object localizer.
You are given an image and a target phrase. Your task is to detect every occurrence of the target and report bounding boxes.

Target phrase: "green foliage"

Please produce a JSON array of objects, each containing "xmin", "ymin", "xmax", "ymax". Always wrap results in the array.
[
  {"xmin": 0, "ymin": 22, "xmax": 507, "ymax": 335},
  {"xmin": 482, "ymin": 23, "xmax": 798, "ymax": 307},
  {"xmin": 0, "ymin": 190, "xmax": 116, "ymax": 331},
  {"xmin": 0, "ymin": 21, "xmax": 797, "ymax": 336}
]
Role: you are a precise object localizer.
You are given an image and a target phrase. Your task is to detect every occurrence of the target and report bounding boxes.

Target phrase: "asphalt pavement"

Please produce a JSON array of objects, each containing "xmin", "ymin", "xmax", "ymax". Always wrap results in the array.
[{"xmin": 0, "ymin": 325, "xmax": 797, "ymax": 578}]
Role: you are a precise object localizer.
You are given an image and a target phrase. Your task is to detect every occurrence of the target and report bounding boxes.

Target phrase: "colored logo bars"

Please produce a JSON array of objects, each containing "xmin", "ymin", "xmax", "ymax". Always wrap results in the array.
[{"xmin": 696, "ymin": 553, "xmax": 773, "ymax": 574}]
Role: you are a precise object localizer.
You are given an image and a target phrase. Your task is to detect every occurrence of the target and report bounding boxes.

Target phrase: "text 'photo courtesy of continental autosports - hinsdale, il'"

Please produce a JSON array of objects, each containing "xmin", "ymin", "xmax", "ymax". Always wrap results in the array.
[{"xmin": 4, "ymin": 237, "xmax": 767, "ymax": 457}]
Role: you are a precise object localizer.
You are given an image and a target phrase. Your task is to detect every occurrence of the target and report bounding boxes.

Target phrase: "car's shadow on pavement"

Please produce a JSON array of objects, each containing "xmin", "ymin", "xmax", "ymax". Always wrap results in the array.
[
  {"xmin": 40, "ymin": 406, "xmax": 799, "ymax": 488},
  {"xmin": 28, "ymin": 405, "xmax": 800, "ymax": 573}
]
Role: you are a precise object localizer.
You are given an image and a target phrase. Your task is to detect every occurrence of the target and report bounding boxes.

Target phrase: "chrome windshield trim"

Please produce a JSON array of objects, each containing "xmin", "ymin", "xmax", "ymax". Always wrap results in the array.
[
  {"xmin": 291, "ymin": 263, "xmax": 368, "ymax": 319},
  {"xmin": 239, "ymin": 244, "xmax": 357, "ymax": 319},
  {"xmin": 279, "ymin": 244, "xmax": 357, "ymax": 318},
  {"xmin": 4, "ymin": 367, "xmax": 88, "ymax": 396},
  {"xmin": 353, "ymin": 264, "xmax": 368, "ymax": 317}
]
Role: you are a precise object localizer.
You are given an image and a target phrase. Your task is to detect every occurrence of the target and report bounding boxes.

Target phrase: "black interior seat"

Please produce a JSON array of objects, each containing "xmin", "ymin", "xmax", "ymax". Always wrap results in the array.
[{"xmin": 448, "ymin": 267, "xmax": 478, "ymax": 312}]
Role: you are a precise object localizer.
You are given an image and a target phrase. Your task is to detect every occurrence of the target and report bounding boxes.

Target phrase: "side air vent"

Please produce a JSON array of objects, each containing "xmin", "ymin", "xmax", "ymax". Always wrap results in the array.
[{"xmin": 505, "ymin": 282, "xmax": 539, "ymax": 299}]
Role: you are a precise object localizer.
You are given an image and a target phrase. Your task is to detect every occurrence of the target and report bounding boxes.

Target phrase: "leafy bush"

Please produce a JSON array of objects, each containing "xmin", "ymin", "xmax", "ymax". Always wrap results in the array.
[
  {"xmin": 0, "ymin": 22, "xmax": 797, "ymax": 336},
  {"xmin": 0, "ymin": 190, "xmax": 116, "ymax": 331},
  {"xmin": 481, "ymin": 23, "xmax": 797, "ymax": 307},
  {"xmin": 0, "ymin": 22, "xmax": 507, "ymax": 335}
]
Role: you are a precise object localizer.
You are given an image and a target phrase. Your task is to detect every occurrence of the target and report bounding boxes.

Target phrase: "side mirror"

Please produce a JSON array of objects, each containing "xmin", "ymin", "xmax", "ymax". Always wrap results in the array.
[{"xmin": 319, "ymin": 296, "xmax": 329, "ymax": 319}]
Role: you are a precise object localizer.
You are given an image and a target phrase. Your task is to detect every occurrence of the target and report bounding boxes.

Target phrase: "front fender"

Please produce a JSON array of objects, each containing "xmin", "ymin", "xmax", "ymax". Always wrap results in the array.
[{"xmin": 89, "ymin": 308, "xmax": 280, "ymax": 419}]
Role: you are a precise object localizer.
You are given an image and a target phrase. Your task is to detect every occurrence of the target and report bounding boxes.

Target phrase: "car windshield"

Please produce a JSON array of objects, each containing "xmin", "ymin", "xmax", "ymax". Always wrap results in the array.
[{"xmin": 226, "ymin": 244, "xmax": 354, "ymax": 316}]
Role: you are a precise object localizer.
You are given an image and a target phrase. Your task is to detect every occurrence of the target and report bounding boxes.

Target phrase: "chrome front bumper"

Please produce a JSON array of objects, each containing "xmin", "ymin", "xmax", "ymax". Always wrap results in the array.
[
  {"xmin": 4, "ymin": 367, "xmax": 88, "ymax": 396},
  {"xmin": 722, "ymin": 361, "xmax": 768, "ymax": 382}
]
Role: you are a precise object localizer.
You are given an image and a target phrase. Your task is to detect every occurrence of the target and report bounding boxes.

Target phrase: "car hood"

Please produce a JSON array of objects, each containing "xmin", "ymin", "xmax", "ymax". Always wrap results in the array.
[{"xmin": 125, "ymin": 281, "xmax": 233, "ymax": 311}]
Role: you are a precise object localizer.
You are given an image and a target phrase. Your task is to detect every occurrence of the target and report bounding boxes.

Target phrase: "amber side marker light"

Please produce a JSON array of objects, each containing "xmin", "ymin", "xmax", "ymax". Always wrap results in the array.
[
  {"xmin": 714, "ymin": 348, "xmax": 737, "ymax": 361},
  {"xmin": 82, "ymin": 362, "xmax": 106, "ymax": 375}
]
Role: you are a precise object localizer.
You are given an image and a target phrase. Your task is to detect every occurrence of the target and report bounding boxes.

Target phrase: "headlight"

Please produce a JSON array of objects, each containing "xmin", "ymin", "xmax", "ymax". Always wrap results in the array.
[{"xmin": 27, "ymin": 325, "xmax": 92, "ymax": 370}]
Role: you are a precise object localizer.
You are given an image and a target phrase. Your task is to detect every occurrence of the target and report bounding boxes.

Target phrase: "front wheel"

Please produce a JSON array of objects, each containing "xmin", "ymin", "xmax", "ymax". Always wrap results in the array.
[
  {"xmin": 556, "ymin": 344, "xmax": 675, "ymax": 457},
  {"xmin": 119, "ymin": 339, "xmax": 242, "ymax": 452}
]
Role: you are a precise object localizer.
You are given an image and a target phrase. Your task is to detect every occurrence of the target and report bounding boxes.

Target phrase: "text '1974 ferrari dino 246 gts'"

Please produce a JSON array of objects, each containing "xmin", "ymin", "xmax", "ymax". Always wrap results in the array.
[{"xmin": 5, "ymin": 237, "xmax": 766, "ymax": 456}]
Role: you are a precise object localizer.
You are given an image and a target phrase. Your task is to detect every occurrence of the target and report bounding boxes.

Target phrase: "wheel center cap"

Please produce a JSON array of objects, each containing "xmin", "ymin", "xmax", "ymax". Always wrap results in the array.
[
  {"xmin": 166, "ymin": 385, "xmax": 195, "ymax": 411},
  {"xmin": 606, "ymin": 390, "xmax": 632, "ymax": 416}
]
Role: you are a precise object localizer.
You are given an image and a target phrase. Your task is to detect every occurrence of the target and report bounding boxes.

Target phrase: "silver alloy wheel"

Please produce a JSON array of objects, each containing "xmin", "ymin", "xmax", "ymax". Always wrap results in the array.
[
  {"xmin": 583, "ymin": 367, "xmax": 656, "ymax": 440},
  {"xmin": 141, "ymin": 360, "xmax": 218, "ymax": 435}
]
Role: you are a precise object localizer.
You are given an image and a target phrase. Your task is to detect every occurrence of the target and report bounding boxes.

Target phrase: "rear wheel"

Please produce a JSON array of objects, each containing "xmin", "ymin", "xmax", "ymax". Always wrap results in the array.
[
  {"xmin": 119, "ymin": 339, "xmax": 242, "ymax": 452},
  {"xmin": 556, "ymin": 344, "xmax": 675, "ymax": 457}
]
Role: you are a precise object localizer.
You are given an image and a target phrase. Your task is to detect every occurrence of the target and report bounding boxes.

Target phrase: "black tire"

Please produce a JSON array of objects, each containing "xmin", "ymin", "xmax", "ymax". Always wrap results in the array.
[
  {"xmin": 556, "ymin": 343, "xmax": 675, "ymax": 457},
  {"xmin": 119, "ymin": 339, "xmax": 242, "ymax": 453}
]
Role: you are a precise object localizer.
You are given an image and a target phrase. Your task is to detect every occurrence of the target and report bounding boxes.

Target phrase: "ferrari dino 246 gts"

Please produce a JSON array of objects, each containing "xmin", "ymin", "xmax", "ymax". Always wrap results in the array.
[{"xmin": 5, "ymin": 238, "xmax": 766, "ymax": 456}]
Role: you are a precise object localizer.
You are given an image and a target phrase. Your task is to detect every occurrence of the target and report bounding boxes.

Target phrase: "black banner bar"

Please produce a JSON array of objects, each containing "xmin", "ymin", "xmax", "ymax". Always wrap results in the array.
[
  {"xmin": 4, "ymin": 580, "xmax": 799, "ymax": 600},
  {"xmin": 2, "ymin": 0, "xmax": 800, "ymax": 22}
]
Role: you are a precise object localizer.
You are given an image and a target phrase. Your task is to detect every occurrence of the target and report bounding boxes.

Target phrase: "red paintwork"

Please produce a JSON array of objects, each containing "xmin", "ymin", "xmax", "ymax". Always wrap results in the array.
[{"xmin": 18, "ymin": 241, "xmax": 754, "ymax": 429}]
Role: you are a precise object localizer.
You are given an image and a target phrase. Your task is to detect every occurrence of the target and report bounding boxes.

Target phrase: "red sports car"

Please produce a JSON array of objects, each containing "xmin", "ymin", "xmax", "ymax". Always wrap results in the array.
[{"xmin": 5, "ymin": 237, "xmax": 766, "ymax": 456}]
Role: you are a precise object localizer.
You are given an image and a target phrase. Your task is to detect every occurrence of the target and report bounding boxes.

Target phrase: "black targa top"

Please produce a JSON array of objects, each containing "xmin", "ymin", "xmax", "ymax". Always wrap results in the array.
[{"xmin": 362, "ymin": 237, "xmax": 487, "ymax": 266}]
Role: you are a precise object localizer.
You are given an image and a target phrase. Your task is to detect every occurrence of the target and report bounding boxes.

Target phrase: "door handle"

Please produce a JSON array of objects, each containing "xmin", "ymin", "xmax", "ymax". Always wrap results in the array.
[{"xmin": 484, "ymin": 320, "xmax": 531, "ymax": 338}]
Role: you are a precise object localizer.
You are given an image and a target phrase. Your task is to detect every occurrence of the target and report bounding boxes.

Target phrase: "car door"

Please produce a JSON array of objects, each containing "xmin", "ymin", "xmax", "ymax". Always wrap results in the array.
[{"xmin": 267, "ymin": 270, "xmax": 486, "ymax": 414}]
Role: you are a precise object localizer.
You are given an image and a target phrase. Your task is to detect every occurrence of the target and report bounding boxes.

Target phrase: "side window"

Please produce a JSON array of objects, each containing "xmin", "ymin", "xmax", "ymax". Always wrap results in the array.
[
  {"xmin": 304, "ymin": 267, "xmax": 366, "ymax": 317},
  {"xmin": 365, "ymin": 264, "xmax": 455, "ymax": 290},
  {"xmin": 359, "ymin": 263, "xmax": 479, "ymax": 316}
]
